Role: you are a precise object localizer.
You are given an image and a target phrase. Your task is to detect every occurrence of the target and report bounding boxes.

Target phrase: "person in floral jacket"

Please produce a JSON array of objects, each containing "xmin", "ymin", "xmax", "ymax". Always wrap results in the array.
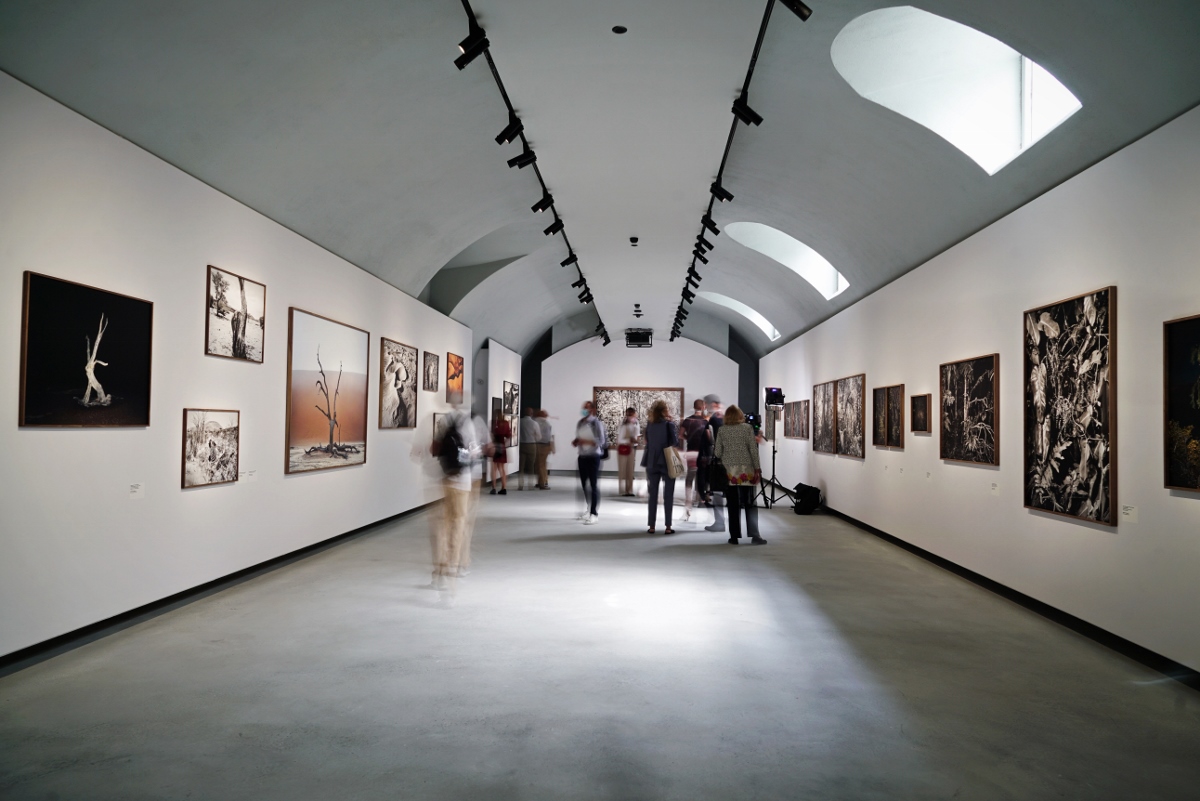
[{"xmin": 713, "ymin": 405, "xmax": 766, "ymax": 545}]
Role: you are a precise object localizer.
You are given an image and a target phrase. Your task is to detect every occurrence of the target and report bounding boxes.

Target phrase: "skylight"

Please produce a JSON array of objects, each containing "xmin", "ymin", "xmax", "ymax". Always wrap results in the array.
[
  {"xmin": 697, "ymin": 291, "xmax": 781, "ymax": 341},
  {"xmin": 725, "ymin": 222, "xmax": 849, "ymax": 300},
  {"xmin": 831, "ymin": 6, "xmax": 1082, "ymax": 175}
]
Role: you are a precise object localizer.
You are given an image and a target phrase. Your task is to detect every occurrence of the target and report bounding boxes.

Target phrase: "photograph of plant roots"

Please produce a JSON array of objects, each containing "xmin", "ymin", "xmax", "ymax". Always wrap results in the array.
[
  {"xmin": 1164, "ymin": 313, "xmax": 1200, "ymax": 491},
  {"xmin": 1024, "ymin": 287, "xmax": 1116, "ymax": 523},
  {"xmin": 940, "ymin": 354, "xmax": 999, "ymax": 465}
]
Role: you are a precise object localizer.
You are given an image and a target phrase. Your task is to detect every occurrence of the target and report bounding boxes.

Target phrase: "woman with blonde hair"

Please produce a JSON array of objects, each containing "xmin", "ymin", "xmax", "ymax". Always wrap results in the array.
[
  {"xmin": 713, "ymin": 405, "xmax": 765, "ymax": 544},
  {"xmin": 641, "ymin": 399, "xmax": 680, "ymax": 534}
]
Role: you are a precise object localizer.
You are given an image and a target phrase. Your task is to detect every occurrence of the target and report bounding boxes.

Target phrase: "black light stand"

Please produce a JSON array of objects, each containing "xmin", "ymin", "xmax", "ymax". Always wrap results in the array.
[{"xmin": 753, "ymin": 388, "xmax": 789, "ymax": 509}]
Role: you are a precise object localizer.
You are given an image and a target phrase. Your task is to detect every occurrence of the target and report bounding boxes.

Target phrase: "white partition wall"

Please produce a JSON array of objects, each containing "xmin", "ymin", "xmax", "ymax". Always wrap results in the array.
[
  {"xmin": 487, "ymin": 339, "xmax": 522, "ymax": 469},
  {"xmin": 0, "ymin": 74, "xmax": 472, "ymax": 657},
  {"xmin": 761, "ymin": 105, "xmax": 1200, "ymax": 672}
]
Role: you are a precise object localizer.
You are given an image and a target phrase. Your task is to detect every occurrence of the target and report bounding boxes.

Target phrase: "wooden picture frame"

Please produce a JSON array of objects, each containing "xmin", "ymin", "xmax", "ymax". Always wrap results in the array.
[
  {"xmin": 379, "ymin": 337, "xmax": 418, "ymax": 429},
  {"xmin": 812, "ymin": 381, "xmax": 837, "ymax": 454},
  {"xmin": 798, "ymin": 399, "xmax": 810, "ymax": 439},
  {"xmin": 503, "ymin": 380, "xmax": 520, "ymax": 417},
  {"xmin": 205, "ymin": 265, "xmax": 265, "ymax": 363},
  {"xmin": 886, "ymin": 384, "xmax": 905, "ymax": 448},
  {"xmin": 423, "ymin": 351, "xmax": 439, "ymax": 392},
  {"xmin": 910, "ymin": 393, "xmax": 933, "ymax": 433},
  {"xmin": 182, "ymin": 408, "xmax": 240, "ymax": 488},
  {"xmin": 835, "ymin": 373, "xmax": 866, "ymax": 458},
  {"xmin": 446, "ymin": 352, "xmax": 464, "ymax": 404},
  {"xmin": 592, "ymin": 387, "xmax": 685, "ymax": 448},
  {"xmin": 940, "ymin": 353, "xmax": 999, "ymax": 466},
  {"xmin": 1164, "ymin": 312, "xmax": 1200, "ymax": 492},
  {"xmin": 872, "ymin": 387, "xmax": 888, "ymax": 446}
]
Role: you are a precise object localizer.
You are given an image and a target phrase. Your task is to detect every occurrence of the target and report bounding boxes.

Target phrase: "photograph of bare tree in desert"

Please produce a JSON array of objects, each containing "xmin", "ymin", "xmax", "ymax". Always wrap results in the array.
[
  {"xmin": 182, "ymin": 409, "xmax": 239, "ymax": 488},
  {"xmin": 940, "ymin": 353, "xmax": 999, "ymax": 465},
  {"xmin": 286, "ymin": 308, "xmax": 369, "ymax": 473},
  {"xmin": 205, "ymin": 266, "xmax": 264, "ymax": 363},
  {"xmin": 446, "ymin": 352, "xmax": 464, "ymax": 404},
  {"xmin": 20, "ymin": 271, "xmax": 153, "ymax": 427},
  {"xmin": 380, "ymin": 337, "xmax": 417, "ymax": 429},
  {"xmin": 1165, "ymin": 313, "xmax": 1200, "ymax": 492}
]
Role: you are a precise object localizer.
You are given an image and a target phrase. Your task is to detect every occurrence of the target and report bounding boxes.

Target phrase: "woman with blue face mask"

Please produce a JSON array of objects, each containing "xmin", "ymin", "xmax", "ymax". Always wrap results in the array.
[{"xmin": 571, "ymin": 401, "xmax": 607, "ymax": 524}]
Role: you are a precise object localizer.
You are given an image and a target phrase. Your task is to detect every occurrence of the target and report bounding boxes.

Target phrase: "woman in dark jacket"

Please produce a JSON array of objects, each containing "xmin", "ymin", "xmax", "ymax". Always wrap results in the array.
[
  {"xmin": 713, "ymin": 405, "xmax": 765, "ymax": 545},
  {"xmin": 641, "ymin": 399, "xmax": 680, "ymax": 534}
]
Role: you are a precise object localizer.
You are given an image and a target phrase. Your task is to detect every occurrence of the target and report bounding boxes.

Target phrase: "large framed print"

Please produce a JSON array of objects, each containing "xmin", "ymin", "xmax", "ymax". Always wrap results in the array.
[
  {"xmin": 593, "ymin": 387, "xmax": 684, "ymax": 448},
  {"xmin": 1024, "ymin": 287, "xmax": 1117, "ymax": 524},
  {"xmin": 872, "ymin": 387, "xmax": 887, "ymax": 447},
  {"xmin": 911, "ymin": 393, "xmax": 932, "ymax": 433},
  {"xmin": 182, "ymin": 409, "xmax": 240, "ymax": 488},
  {"xmin": 1165, "ymin": 313, "xmax": 1200, "ymax": 492},
  {"xmin": 205, "ymin": 265, "xmax": 265, "ymax": 363},
  {"xmin": 379, "ymin": 337, "xmax": 418, "ymax": 429},
  {"xmin": 503, "ymin": 381, "xmax": 520, "ymax": 417},
  {"xmin": 886, "ymin": 385, "xmax": 905, "ymax": 448},
  {"xmin": 940, "ymin": 354, "xmax": 999, "ymax": 465},
  {"xmin": 797, "ymin": 399, "xmax": 809, "ymax": 439},
  {"xmin": 286, "ymin": 308, "xmax": 369, "ymax": 473},
  {"xmin": 423, "ymin": 351, "xmax": 439, "ymax": 392},
  {"xmin": 20, "ymin": 271, "xmax": 153, "ymax": 427},
  {"xmin": 836, "ymin": 374, "xmax": 865, "ymax": 458},
  {"xmin": 812, "ymin": 381, "xmax": 836, "ymax": 454},
  {"xmin": 446, "ymin": 352, "xmax": 464, "ymax": 404}
]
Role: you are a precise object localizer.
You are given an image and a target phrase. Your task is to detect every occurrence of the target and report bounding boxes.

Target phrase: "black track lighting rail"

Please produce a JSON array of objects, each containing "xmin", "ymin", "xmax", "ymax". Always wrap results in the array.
[
  {"xmin": 670, "ymin": 0, "xmax": 811, "ymax": 342},
  {"xmin": 455, "ymin": 0, "xmax": 610, "ymax": 346}
]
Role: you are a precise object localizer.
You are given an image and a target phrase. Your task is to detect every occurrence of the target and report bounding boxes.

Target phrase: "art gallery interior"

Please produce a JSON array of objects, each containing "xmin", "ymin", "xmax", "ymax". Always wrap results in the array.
[{"xmin": 2, "ymin": 1, "xmax": 1200, "ymax": 798}]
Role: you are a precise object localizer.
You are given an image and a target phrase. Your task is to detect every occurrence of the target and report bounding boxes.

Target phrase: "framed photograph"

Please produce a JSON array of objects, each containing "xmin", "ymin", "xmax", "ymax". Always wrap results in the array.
[
  {"xmin": 423, "ymin": 351, "xmax": 439, "ymax": 392},
  {"xmin": 491, "ymin": 396, "xmax": 502, "ymax": 423},
  {"xmin": 503, "ymin": 380, "xmax": 520, "ymax": 417},
  {"xmin": 940, "ymin": 353, "xmax": 999, "ymax": 465},
  {"xmin": 205, "ymin": 265, "xmax": 265, "ymax": 363},
  {"xmin": 432, "ymin": 412, "xmax": 450, "ymax": 446},
  {"xmin": 1025, "ymin": 287, "xmax": 1116, "ymax": 524},
  {"xmin": 593, "ymin": 387, "xmax": 684, "ymax": 449},
  {"xmin": 886, "ymin": 384, "xmax": 905, "ymax": 448},
  {"xmin": 911, "ymin": 394, "xmax": 933, "ymax": 433},
  {"xmin": 872, "ymin": 387, "xmax": 887, "ymax": 446},
  {"xmin": 446, "ymin": 352, "xmax": 464, "ymax": 405},
  {"xmin": 798, "ymin": 399, "xmax": 810, "ymax": 439},
  {"xmin": 812, "ymin": 381, "xmax": 836, "ymax": 454},
  {"xmin": 379, "ymin": 337, "xmax": 418, "ymax": 429},
  {"xmin": 836, "ymin": 374, "xmax": 866, "ymax": 458},
  {"xmin": 182, "ymin": 409, "xmax": 240, "ymax": 488},
  {"xmin": 286, "ymin": 308, "xmax": 369, "ymax": 474},
  {"xmin": 783, "ymin": 401, "xmax": 796, "ymax": 438},
  {"xmin": 20, "ymin": 271, "xmax": 153, "ymax": 427},
  {"xmin": 1165, "ymin": 313, "xmax": 1200, "ymax": 492}
]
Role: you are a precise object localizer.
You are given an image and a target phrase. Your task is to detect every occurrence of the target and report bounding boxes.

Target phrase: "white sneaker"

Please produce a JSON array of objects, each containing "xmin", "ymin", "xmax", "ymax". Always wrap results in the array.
[{"xmin": 583, "ymin": 514, "xmax": 599, "ymax": 525}]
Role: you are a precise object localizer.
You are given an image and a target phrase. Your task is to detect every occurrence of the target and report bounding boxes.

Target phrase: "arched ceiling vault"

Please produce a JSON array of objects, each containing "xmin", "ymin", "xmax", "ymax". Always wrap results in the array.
[{"xmin": 1, "ymin": 1, "xmax": 1199, "ymax": 352}]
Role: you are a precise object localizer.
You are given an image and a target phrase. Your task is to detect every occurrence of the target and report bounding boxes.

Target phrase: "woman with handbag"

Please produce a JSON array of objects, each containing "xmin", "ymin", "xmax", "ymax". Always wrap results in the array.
[
  {"xmin": 641, "ymin": 400, "xmax": 681, "ymax": 534},
  {"xmin": 616, "ymin": 407, "xmax": 640, "ymax": 496},
  {"xmin": 713, "ymin": 405, "xmax": 766, "ymax": 545}
]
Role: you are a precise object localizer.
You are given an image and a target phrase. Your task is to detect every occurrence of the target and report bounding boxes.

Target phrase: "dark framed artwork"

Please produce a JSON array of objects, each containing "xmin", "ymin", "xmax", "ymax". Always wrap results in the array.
[
  {"xmin": 423, "ymin": 351, "xmax": 439, "ymax": 392},
  {"xmin": 286, "ymin": 308, "xmax": 369, "ymax": 474},
  {"xmin": 593, "ymin": 387, "xmax": 684, "ymax": 448},
  {"xmin": 872, "ymin": 387, "xmax": 887, "ymax": 446},
  {"xmin": 1024, "ymin": 287, "xmax": 1117, "ymax": 524},
  {"xmin": 182, "ymin": 408, "xmax": 240, "ymax": 488},
  {"xmin": 782, "ymin": 402, "xmax": 792, "ymax": 438},
  {"xmin": 379, "ymin": 337, "xmax": 418, "ymax": 429},
  {"xmin": 798, "ymin": 399, "xmax": 810, "ymax": 439},
  {"xmin": 491, "ymin": 396, "xmax": 502, "ymax": 423},
  {"xmin": 503, "ymin": 380, "xmax": 520, "ymax": 417},
  {"xmin": 836, "ymin": 374, "xmax": 865, "ymax": 458},
  {"xmin": 812, "ymin": 381, "xmax": 836, "ymax": 454},
  {"xmin": 432, "ymin": 412, "xmax": 450, "ymax": 446},
  {"xmin": 886, "ymin": 384, "xmax": 905, "ymax": 448},
  {"xmin": 446, "ymin": 352, "xmax": 464, "ymax": 405},
  {"xmin": 20, "ymin": 271, "xmax": 153, "ymax": 427},
  {"xmin": 911, "ymin": 394, "xmax": 933, "ymax": 433},
  {"xmin": 940, "ymin": 353, "xmax": 999, "ymax": 465},
  {"xmin": 205, "ymin": 265, "xmax": 265, "ymax": 363},
  {"xmin": 1165, "ymin": 313, "xmax": 1200, "ymax": 492}
]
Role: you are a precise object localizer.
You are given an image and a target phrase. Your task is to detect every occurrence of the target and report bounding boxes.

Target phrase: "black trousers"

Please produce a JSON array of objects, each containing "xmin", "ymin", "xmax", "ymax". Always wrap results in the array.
[
  {"xmin": 726, "ymin": 485, "xmax": 759, "ymax": 539},
  {"xmin": 695, "ymin": 455, "xmax": 711, "ymax": 500},
  {"xmin": 578, "ymin": 455, "xmax": 601, "ymax": 516}
]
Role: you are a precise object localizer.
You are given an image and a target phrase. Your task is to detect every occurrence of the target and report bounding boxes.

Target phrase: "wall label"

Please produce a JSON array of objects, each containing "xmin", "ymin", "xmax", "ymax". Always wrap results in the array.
[
  {"xmin": 129, "ymin": 482, "xmax": 145, "ymax": 500},
  {"xmin": 1121, "ymin": 505, "xmax": 1138, "ymax": 523}
]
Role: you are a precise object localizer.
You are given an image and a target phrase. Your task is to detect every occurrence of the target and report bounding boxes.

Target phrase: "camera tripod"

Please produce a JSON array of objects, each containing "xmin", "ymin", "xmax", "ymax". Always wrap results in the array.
[{"xmin": 752, "ymin": 412, "xmax": 791, "ymax": 509}]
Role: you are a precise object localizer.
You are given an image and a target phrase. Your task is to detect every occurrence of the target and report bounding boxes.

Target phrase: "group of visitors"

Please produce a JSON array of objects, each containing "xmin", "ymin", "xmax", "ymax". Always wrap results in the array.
[{"xmin": 488, "ymin": 407, "xmax": 554, "ymax": 494}]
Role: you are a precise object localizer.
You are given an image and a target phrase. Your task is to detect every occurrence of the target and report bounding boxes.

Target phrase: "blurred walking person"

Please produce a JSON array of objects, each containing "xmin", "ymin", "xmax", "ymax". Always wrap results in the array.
[
  {"xmin": 703, "ymin": 394, "xmax": 727, "ymax": 533},
  {"xmin": 616, "ymin": 407, "xmax": 640, "ymax": 496},
  {"xmin": 713, "ymin": 405, "xmax": 766, "ymax": 545},
  {"xmin": 489, "ymin": 412, "xmax": 511, "ymax": 494},
  {"xmin": 572, "ymin": 400, "xmax": 607, "ymax": 524},
  {"xmin": 429, "ymin": 409, "xmax": 482, "ymax": 596},
  {"xmin": 535, "ymin": 409, "xmax": 554, "ymax": 489},
  {"xmin": 642, "ymin": 400, "xmax": 680, "ymax": 534},
  {"xmin": 680, "ymin": 398, "xmax": 712, "ymax": 512},
  {"xmin": 518, "ymin": 407, "xmax": 538, "ymax": 489}
]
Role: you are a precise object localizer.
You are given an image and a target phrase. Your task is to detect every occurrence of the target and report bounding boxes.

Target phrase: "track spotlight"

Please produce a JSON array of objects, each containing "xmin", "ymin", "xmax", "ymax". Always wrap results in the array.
[
  {"xmin": 732, "ymin": 91, "xmax": 763, "ymax": 127},
  {"xmin": 560, "ymin": 252, "xmax": 578, "ymax": 267},
  {"xmin": 602, "ymin": 336, "xmax": 611, "ymax": 346},
  {"xmin": 693, "ymin": 250, "xmax": 708, "ymax": 264},
  {"xmin": 531, "ymin": 192, "xmax": 554, "ymax": 213},
  {"xmin": 686, "ymin": 274, "xmax": 700, "ymax": 288},
  {"xmin": 682, "ymin": 287, "xmax": 695, "ymax": 299},
  {"xmin": 696, "ymin": 235, "xmax": 714, "ymax": 252},
  {"xmin": 507, "ymin": 148, "xmax": 537, "ymax": 169},
  {"xmin": 572, "ymin": 277, "xmax": 586, "ymax": 288},
  {"xmin": 678, "ymin": 307, "xmax": 689, "ymax": 317},
  {"xmin": 702, "ymin": 214, "xmax": 720, "ymax": 236},
  {"xmin": 544, "ymin": 218, "xmax": 564, "ymax": 236},
  {"xmin": 496, "ymin": 113, "xmax": 524, "ymax": 145},
  {"xmin": 687, "ymin": 265, "xmax": 702, "ymax": 279},
  {"xmin": 779, "ymin": 0, "xmax": 814, "ymax": 21},
  {"xmin": 710, "ymin": 180, "xmax": 734, "ymax": 203},
  {"xmin": 455, "ymin": 22, "xmax": 490, "ymax": 70}
]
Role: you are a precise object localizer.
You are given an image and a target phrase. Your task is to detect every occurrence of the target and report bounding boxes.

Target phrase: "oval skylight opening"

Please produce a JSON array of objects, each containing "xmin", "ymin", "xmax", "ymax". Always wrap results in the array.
[
  {"xmin": 697, "ymin": 291, "xmax": 781, "ymax": 342},
  {"xmin": 725, "ymin": 222, "xmax": 849, "ymax": 300},
  {"xmin": 831, "ymin": 6, "xmax": 1082, "ymax": 175}
]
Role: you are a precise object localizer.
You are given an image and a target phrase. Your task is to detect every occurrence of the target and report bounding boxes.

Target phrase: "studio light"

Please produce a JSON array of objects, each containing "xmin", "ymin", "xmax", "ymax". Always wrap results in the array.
[
  {"xmin": 561, "ymin": 252, "xmax": 578, "ymax": 267},
  {"xmin": 779, "ymin": 0, "xmax": 814, "ymax": 21},
  {"xmin": 702, "ymin": 214, "xmax": 720, "ymax": 236},
  {"xmin": 455, "ymin": 22, "xmax": 490, "ymax": 70},
  {"xmin": 765, "ymin": 387, "xmax": 786, "ymax": 407},
  {"xmin": 732, "ymin": 91, "xmax": 763, "ymax": 126},
  {"xmin": 710, "ymin": 180, "xmax": 734, "ymax": 203},
  {"xmin": 696, "ymin": 235, "xmax": 714, "ymax": 252},
  {"xmin": 495, "ymin": 112, "xmax": 523, "ymax": 145},
  {"xmin": 544, "ymin": 218, "xmax": 564, "ymax": 236},
  {"xmin": 531, "ymin": 192, "xmax": 554, "ymax": 214}
]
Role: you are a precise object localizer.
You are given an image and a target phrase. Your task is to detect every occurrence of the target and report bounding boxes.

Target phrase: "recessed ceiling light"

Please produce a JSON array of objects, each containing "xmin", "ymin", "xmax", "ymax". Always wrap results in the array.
[{"xmin": 612, "ymin": 25, "xmax": 628, "ymax": 34}]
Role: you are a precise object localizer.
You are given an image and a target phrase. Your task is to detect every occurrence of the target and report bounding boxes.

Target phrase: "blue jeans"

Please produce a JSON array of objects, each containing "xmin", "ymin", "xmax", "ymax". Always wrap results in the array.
[{"xmin": 578, "ymin": 455, "xmax": 601, "ymax": 516}]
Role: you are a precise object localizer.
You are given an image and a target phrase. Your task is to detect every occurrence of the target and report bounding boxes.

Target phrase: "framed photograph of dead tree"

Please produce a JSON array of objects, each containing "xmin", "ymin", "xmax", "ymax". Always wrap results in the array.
[
  {"xmin": 379, "ymin": 337, "xmax": 418, "ymax": 429},
  {"xmin": 593, "ymin": 387, "xmax": 684, "ymax": 449},
  {"xmin": 1165, "ymin": 313, "xmax": 1200, "ymax": 492},
  {"xmin": 20, "ymin": 271, "xmax": 153, "ymax": 427},
  {"xmin": 503, "ymin": 381, "xmax": 520, "ymax": 417},
  {"xmin": 812, "ymin": 381, "xmax": 836, "ymax": 454},
  {"xmin": 446, "ymin": 352, "xmax": 464, "ymax": 405},
  {"xmin": 836, "ymin": 374, "xmax": 866, "ymax": 458},
  {"xmin": 205, "ymin": 265, "xmax": 264, "ymax": 363},
  {"xmin": 182, "ymin": 409, "xmax": 239, "ymax": 488},
  {"xmin": 798, "ymin": 399, "xmax": 810, "ymax": 439},
  {"xmin": 286, "ymin": 308, "xmax": 369, "ymax": 474},
  {"xmin": 940, "ymin": 354, "xmax": 999, "ymax": 465},
  {"xmin": 886, "ymin": 385, "xmax": 905, "ymax": 448},
  {"xmin": 1025, "ymin": 287, "xmax": 1117, "ymax": 524},
  {"xmin": 911, "ymin": 394, "xmax": 933, "ymax": 433},
  {"xmin": 423, "ymin": 351, "xmax": 439, "ymax": 392},
  {"xmin": 872, "ymin": 387, "xmax": 888, "ymax": 446}
]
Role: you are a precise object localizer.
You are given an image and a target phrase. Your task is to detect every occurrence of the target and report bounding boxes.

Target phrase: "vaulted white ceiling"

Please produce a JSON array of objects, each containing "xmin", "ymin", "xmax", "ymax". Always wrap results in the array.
[{"xmin": 2, "ymin": 0, "xmax": 1199, "ymax": 356}]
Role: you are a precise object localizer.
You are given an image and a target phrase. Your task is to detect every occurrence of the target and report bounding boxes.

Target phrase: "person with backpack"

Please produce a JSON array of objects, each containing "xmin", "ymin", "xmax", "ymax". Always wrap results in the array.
[
  {"xmin": 571, "ymin": 400, "xmax": 608, "ymax": 525},
  {"xmin": 430, "ymin": 409, "xmax": 481, "ymax": 592}
]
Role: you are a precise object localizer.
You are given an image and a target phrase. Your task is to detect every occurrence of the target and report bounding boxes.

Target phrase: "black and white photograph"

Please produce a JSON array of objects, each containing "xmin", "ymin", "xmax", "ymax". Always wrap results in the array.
[
  {"xmin": 764, "ymin": 407, "xmax": 777, "ymax": 442},
  {"xmin": 20, "ymin": 271, "xmax": 154, "ymax": 427},
  {"xmin": 205, "ymin": 265, "xmax": 265, "ymax": 363},
  {"xmin": 812, "ymin": 381, "xmax": 836, "ymax": 454},
  {"xmin": 182, "ymin": 409, "xmax": 240, "ymax": 488},
  {"xmin": 836, "ymin": 374, "xmax": 866, "ymax": 458},
  {"xmin": 380, "ymin": 337, "xmax": 418, "ymax": 429},
  {"xmin": 887, "ymin": 384, "xmax": 905, "ymax": 449},
  {"xmin": 1165, "ymin": 313, "xmax": 1200, "ymax": 492},
  {"xmin": 593, "ymin": 387, "xmax": 683, "ymax": 449},
  {"xmin": 911, "ymin": 394, "xmax": 932, "ymax": 433},
  {"xmin": 872, "ymin": 387, "xmax": 888, "ymax": 447},
  {"xmin": 503, "ymin": 381, "xmax": 520, "ymax": 417},
  {"xmin": 940, "ymin": 353, "xmax": 999, "ymax": 465},
  {"xmin": 1025, "ymin": 287, "xmax": 1116, "ymax": 523},
  {"xmin": 798, "ymin": 399, "xmax": 810, "ymax": 439},
  {"xmin": 423, "ymin": 351, "xmax": 439, "ymax": 392}
]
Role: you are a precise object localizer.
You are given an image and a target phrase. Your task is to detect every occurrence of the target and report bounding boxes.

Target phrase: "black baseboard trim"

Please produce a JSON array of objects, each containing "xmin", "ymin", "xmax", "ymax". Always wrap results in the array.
[
  {"xmin": 0, "ymin": 501, "xmax": 439, "ymax": 678},
  {"xmin": 821, "ymin": 505, "xmax": 1200, "ymax": 693}
]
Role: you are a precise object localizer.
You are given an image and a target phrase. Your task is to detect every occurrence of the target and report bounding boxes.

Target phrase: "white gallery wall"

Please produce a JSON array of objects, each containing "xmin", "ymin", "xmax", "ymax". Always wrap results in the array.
[
  {"xmin": 486, "ymin": 339, "xmax": 521, "ymax": 463},
  {"xmin": 761, "ymin": 104, "xmax": 1200, "ymax": 671},
  {"xmin": 542, "ymin": 336, "xmax": 738, "ymax": 473},
  {"xmin": 0, "ymin": 74, "xmax": 472, "ymax": 657}
]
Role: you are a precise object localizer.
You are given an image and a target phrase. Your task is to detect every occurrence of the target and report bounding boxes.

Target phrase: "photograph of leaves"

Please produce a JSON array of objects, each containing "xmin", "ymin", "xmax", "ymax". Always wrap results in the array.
[
  {"xmin": 1165, "ymin": 313, "xmax": 1200, "ymax": 491},
  {"xmin": 940, "ymin": 354, "xmax": 999, "ymax": 465},
  {"xmin": 1024, "ymin": 286, "xmax": 1116, "ymax": 524}
]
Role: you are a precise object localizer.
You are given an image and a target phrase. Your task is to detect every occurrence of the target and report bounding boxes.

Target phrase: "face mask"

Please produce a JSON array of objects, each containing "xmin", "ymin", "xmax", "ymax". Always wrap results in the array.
[{"xmin": 580, "ymin": 408, "xmax": 589, "ymax": 418}]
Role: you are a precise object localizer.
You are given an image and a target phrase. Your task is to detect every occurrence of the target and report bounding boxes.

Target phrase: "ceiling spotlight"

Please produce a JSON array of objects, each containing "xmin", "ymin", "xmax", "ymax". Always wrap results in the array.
[
  {"xmin": 696, "ymin": 235, "xmax": 714, "ymax": 252},
  {"xmin": 572, "ymin": 277, "xmax": 586, "ymax": 288},
  {"xmin": 779, "ymin": 0, "xmax": 814, "ymax": 21},
  {"xmin": 602, "ymin": 336, "xmax": 612, "ymax": 346},
  {"xmin": 682, "ymin": 287, "xmax": 695, "ymax": 299},
  {"xmin": 531, "ymin": 192, "xmax": 554, "ymax": 213},
  {"xmin": 580, "ymin": 294, "xmax": 594, "ymax": 305},
  {"xmin": 702, "ymin": 214, "xmax": 720, "ymax": 236},
  {"xmin": 561, "ymin": 252, "xmax": 578, "ymax": 267},
  {"xmin": 544, "ymin": 218, "xmax": 564, "ymax": 236},
  {"xmin": 732, "ymin": 91, "xmax": 763, "ymax": 127},
  {"xmin": 595, "ymin": 323, "xmax": 605, "ymax": 332},
  {"xmin": 693, "ymin": 250, "xmax": 709, "ymax": 264},
  {"xmin": 678, "ymin": 307, "xmax": 689, "ymax": 317},
  {"xmin": 495, "ymin": 112, "xmax": 524, "ymax": 145},
  {"xmin": 710, "ymin": 180, "xmax": 734, "ymax": 203},
  {"xmin": 687, "ymin": 265, "xmax": 702, "ymax": 279},
  {"xmin": 507, "ymin": 148, "xmax": 537, "ymax": 169},
  {"xmin": 686, "ymin": 274, "xmax": 700, "ymax": 288},
  {"xmin": 633, "ymin": 312, "xmax": 644, "ymax": 318},
  {"xmin": 455, "ymin": 22, "xmax": 490, "ymax": 70}
]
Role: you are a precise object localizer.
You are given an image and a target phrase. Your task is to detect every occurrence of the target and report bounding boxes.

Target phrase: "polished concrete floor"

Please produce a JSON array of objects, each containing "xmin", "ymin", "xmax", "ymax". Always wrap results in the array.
[{"xmin": 2, "ymin": 479, "xmax": 1199, "ymax": 800}]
